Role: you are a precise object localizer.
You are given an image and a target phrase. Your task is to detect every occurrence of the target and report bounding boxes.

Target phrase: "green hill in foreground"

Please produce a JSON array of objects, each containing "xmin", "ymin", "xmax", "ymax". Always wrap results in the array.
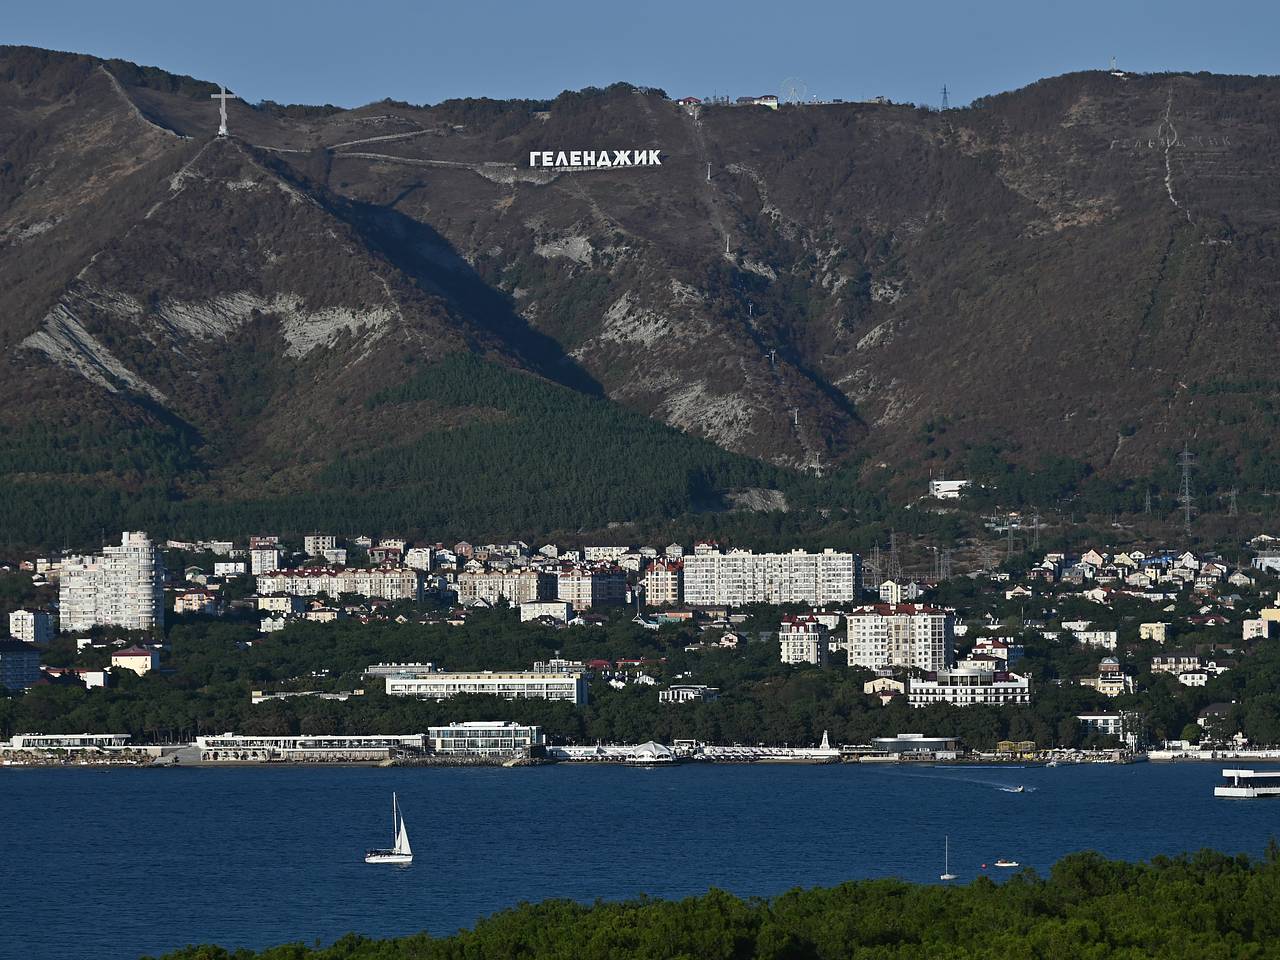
[{"xmin": 153, "ymin": 849, "xmax": 1280, "ymax": 960}]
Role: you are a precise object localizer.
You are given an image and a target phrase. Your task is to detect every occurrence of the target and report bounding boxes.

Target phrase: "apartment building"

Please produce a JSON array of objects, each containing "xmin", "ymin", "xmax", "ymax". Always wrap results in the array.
[
  {"xmin": 845, "ymin": 603, "xmax": 954, "ymax": 672},
  {"xmin": 682, "ymin": 548, "xmax": 861, "ymax": 607},
  {"xmin": 255, "ymin": 567, "xmax": 422, "ymax": 601},
  {"xmin": 641, "ymin": 560, "xmax": 682, "ymax": 606},
  {"xmin": 8, "ymin": 610, "xmax": 54, "ymax": 646},
  {"xmin": 557, "ymin": 565, "xmax": 627, "ymax": 611},
  {"xmin": 455, "ymin": 570, "xmax": 555, "ymax": 606},
  {"xmin": 59, "ymin": 531, "xmax": 165, "ymax": 633}
]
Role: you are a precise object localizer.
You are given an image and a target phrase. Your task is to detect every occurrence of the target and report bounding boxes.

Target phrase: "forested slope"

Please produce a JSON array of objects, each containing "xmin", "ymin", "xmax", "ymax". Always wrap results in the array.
[{"xmin": 154, "ymin": 849, "xmax": 1280, "ymax": 959}]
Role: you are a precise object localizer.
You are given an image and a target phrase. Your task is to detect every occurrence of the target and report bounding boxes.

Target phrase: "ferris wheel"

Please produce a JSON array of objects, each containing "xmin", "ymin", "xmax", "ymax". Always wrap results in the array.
[{"xmin": 780, "ymin": 77, "xmax": 808, "ymax": 105}]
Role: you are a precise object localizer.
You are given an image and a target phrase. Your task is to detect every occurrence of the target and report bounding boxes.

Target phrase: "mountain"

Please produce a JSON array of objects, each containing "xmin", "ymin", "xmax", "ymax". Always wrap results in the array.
[{"xmin": 3, "ymin": 45, "xmax": 1280, "ymax": 545}]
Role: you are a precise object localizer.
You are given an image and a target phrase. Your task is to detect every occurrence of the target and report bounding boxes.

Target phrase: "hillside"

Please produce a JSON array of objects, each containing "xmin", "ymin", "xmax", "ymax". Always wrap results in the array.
[{"xmin": 4, "ymin": 46, "xmax": 1280, "ymax": 544}]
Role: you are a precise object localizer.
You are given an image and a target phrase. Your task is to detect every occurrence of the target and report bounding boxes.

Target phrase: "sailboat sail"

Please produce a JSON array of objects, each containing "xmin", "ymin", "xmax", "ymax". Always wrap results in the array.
[{"xmin": 366, "ymin": 792, "xmax": 413, "ymax": 863}]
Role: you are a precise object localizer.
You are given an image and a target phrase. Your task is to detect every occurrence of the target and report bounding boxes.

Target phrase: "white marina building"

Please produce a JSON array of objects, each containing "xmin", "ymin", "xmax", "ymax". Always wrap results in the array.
[
  {"xmin": 427, "ymin": 721, "xmax": 544, "ymax": 755},
  {"xmin": 194, "ymin": 733, "xmax": 428, "ymax": 761}
]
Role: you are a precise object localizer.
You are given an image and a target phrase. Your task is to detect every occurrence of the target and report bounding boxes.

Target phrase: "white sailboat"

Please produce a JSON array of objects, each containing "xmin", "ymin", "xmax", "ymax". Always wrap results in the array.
[
  {"xmin": 365, "ymin": 792, "xmax": 413, "ymax": 864},
  {"xmin": 940, "ymin": 835, "xmax": 957, "ymax": 881}
]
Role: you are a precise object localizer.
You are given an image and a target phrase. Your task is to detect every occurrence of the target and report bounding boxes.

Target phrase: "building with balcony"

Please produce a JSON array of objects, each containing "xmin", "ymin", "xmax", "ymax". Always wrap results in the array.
[{"xmin": 427, "ymin": 721, "xmax": 544, "ymax": 755}]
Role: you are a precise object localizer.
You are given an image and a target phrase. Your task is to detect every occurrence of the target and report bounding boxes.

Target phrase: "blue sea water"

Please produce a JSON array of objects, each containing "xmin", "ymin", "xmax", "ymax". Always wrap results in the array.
[{"xmin": 1, "ymin": 762, "xmax": 1275, "ymax": 960}]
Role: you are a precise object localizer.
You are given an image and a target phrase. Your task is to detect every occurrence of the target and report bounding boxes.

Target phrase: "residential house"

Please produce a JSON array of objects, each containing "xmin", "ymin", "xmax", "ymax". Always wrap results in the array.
[{"xmin": 111, "ymin": 646, "xmax": 158, "ymax": 676}]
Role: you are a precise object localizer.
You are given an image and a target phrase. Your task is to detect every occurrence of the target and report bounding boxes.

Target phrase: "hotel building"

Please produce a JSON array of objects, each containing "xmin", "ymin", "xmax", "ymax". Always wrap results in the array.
[
  {"xmin": 385, "ymin": 669, "xmax": 588, "ymax": 705},
  {"xmin": 906, "ymin": 667, "xmax": 1032, "ymax": 707}
]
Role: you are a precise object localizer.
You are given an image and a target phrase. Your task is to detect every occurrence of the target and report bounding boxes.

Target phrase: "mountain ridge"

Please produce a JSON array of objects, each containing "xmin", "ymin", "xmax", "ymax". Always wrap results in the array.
[{"xmin": 3, "ymin": 45, "xmax": 1280, "ymax": 544}]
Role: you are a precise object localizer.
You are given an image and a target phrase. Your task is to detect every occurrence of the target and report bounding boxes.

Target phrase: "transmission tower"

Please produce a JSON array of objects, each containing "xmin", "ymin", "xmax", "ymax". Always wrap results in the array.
[
  {"xmin": 1228, "ymin": 488, "xmax": 1239, "ymax": 518},
  {"xmin": 887, "ymin": 531, "xmax": 903, "ymax": 582},
  {"xmin": 940, "ymin": 548, "xmax": 953, "ymax": 580},
  {"xmin": 940, "ymin": 84, "xmax": 950, "ymax": 110},
  {"xmin": 868, "ymin": 543, "xmax": 882, "ymax": 588},
  {"xmin": 980, "ymin": 544, "xmax": 999, "ymax": 573},
  {"xmin": 1144, "ymin": 488, "xmax": 1152, "ymax": 515},
  {"xmin": 1031, "ymin": 512, "xmax": 1041, "ymax": 552},
  {"xmin": 1005, "ymin": 515, "xmax": 1015, "ymax": 560},
  {"xmin": 1177, "ymin": 443, "xmax": 1196, "ymax": 537}
]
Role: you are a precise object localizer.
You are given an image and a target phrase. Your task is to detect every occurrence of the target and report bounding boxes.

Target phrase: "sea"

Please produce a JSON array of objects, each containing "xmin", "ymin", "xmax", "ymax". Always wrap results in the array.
[{"xmin": 2, "ymin": 762, "xmax": 1274, "ymax": 960}]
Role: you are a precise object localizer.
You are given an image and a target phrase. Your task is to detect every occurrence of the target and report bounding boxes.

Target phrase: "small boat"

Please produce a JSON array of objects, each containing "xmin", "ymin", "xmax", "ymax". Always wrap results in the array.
[
  {"xmin": 940, "ymin": 835, "xmax": 957, "ymax": 881},
  {"xmin": 365, "ymin": 792, "xmax": 413, "ymax": 864},
  {"xmin": 994, "ymin": 858, "xmax": 1020, "ymax": 868},
  {"xmin": 1010, "ymin": 785, "xmax": 1025, "ymax": 793},
  {"xmin": 1215, "ymin": 768, "xmax": 1280, "ymax": 799},
  {"xmin": 1045, "ymin": 760, "xmax": 1060, "ymax": 768}
]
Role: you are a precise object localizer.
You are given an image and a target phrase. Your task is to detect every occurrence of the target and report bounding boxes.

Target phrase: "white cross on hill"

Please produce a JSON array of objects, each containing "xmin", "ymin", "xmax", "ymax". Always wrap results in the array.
[{"xmin": 210, "ymin": 86, "xmax": 237, "ymax": 137}]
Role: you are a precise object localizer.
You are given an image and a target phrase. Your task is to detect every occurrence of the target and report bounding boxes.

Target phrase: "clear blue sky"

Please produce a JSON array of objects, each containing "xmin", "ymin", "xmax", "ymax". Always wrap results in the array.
[{"xmin": 7, "ymin": 0, "xmax": 1277, "ymax": 108}]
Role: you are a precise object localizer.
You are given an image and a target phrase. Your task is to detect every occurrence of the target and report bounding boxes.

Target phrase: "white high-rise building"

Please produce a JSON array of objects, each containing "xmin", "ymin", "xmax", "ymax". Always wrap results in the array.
[
  {"xmin": 682, "ymin": 548, "xmax": 860, "ymax": 607},
  {"xmin": 59, "ymin": 532, "xmax": 164, "ymax": 633},
  {"xmin": 845, "ymin": 603, "xmax": 954, "ymax": 673}
]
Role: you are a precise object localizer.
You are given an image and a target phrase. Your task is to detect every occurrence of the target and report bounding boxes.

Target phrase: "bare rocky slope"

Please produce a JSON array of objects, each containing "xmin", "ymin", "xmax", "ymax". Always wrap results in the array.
[{"xmin": 3, "ymin": 46, "xmax": 1280, "ymax": 541}]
